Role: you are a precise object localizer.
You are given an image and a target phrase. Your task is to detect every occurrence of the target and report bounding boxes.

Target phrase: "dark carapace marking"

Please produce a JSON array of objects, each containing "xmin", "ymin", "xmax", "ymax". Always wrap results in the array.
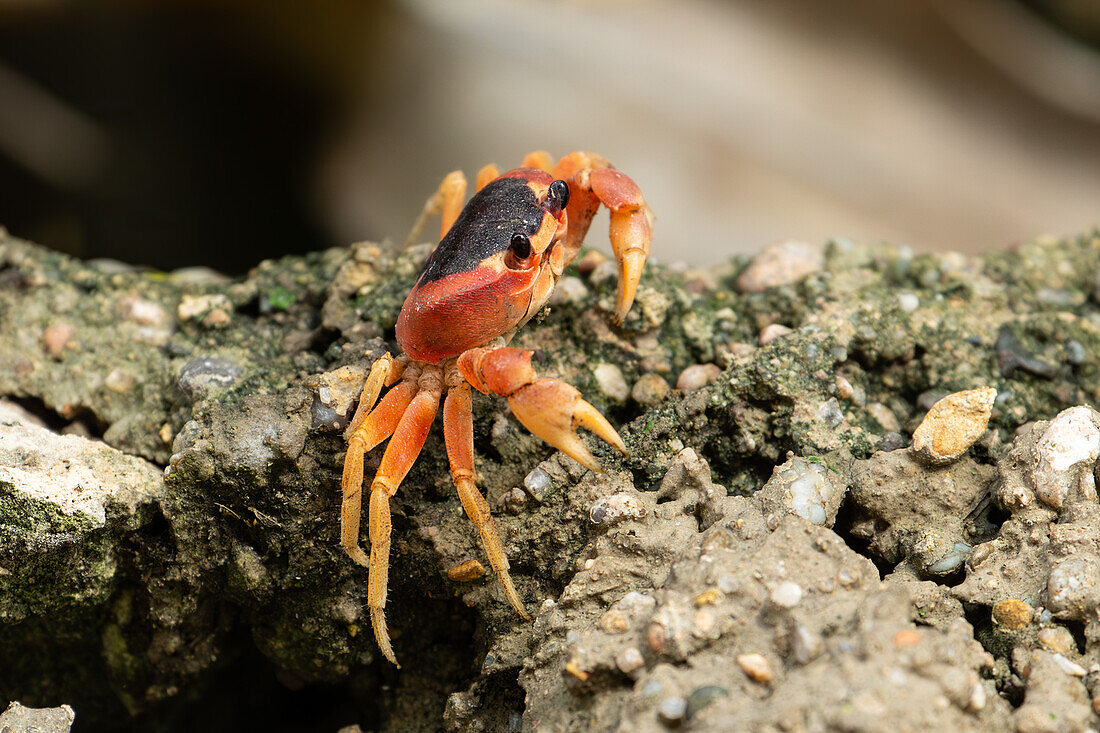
[{"xmin": 417, "ymin": 177, "xmax": 544, "ymax": 284}]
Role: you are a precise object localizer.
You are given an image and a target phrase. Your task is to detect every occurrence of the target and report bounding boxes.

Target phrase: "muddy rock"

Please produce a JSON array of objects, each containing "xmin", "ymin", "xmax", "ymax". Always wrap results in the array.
[{"xmin": 6, "ymin": 227, "xmax": 1100, "ymax": 730}]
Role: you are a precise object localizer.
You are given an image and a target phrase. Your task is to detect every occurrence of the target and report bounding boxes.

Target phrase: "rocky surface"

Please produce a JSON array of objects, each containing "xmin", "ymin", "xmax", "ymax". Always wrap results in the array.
[{"xmin": 2, "ymin": 227, "xmax": 1100, "ymax": 730}]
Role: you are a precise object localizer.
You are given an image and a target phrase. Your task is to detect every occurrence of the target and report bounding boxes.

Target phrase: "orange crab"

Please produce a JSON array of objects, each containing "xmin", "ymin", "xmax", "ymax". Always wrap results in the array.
[{"xmin": 340, "ymin": 150, "xmax": 653, "ymax": 666}]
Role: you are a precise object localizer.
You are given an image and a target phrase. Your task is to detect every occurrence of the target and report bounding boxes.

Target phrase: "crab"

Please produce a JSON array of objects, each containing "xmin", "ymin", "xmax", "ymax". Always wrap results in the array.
[{"xmin": 340, "ymin": 150, "xmax": 653, "ymax": 666}]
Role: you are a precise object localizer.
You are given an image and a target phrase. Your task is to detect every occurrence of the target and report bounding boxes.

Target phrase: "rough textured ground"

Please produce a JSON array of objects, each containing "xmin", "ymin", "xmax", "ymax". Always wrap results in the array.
[{"xmin": 2, "ymin": 227, "xmax": 1099, "ymax": 731}]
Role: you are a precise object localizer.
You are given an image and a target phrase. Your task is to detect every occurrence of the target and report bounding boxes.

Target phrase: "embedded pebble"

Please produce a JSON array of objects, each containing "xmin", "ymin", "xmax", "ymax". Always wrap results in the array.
[
  {"xmin": 992, "ymin": 599, "xmax": 1032, "ymax": 630},
  {"xmin": 790, "ymin": 623, "xmax": 823, "ymax": 664},
  {"xmin": 523, "ymin": 467, "xmax": 553, "ymax": 502},
  {"xmin": 769, "ymin": 581, "xmax": 803, "ymax": 608},
  {"xmin": 447, "ymin": 560, "xmax": 485, "ymax": 582},
  {"xmin": 736, "ymin": 653, "xmax": 774, "ymax": 683},
  {"xmin": 588, "ymin": 260, "xmax": 619, "ymax": 287},
  {"xmin": 926, "ymin": 542, "xmax": 972, "ymax": 575},
  {"xmin": 105, "ymin": 368, "xmax": 135, "ymax": 393},
  {"xmin": 834, "ymin": 376, "xmax": 853, "ymax": 399},
  {"xmin": 1037, "ymin": 627, "xmax": 1075, "ymax": 655},
  {"xmin": 1050, "ymin": 653, "xmax": 1087, "ymax": 677},
  {"xmin": 594, "ymin": 363, "xmax": 629, "ymax": 402},
  {"xmin": 684, "ymin": 686, "xmax": 729, "ymax": 721},
  {"xmin": 676, "ymin": 363, "xmax": 720, "ymax": 391},
  {"xmin": 576, "ymin": 249, "xmax": 608, "ymax": 274},
  {"xmin": 758, "ymin": 323, "xmax": 792, "ymax": 346},
  {"xmin": 892, "ymin": 629, "xmax": 922, "ymax": 648},
  {"xmin": 866, "ymin": 402, "xmax": 900, "ymax": 433},
  {"xmin": 316, "ymin": 365, "xmax": 367, "ymax": 418},
  {"xmin": 897, "ymin": 292, "xmax": 919, "ymax": 312},
  {"xmin": 178, "ymin": 293, "xmax": 233, "ymax": 322},
  {"xmin": 615, "ymin": 647, "xmax": 644, "ymax": 675},
  {"xmin": 735, "ymin": 239, "xmax": 824, "ymax": 293},
  {"xmin": 41, "ymin": 323, "xmax": 74, "ymax": 359},
  {"xmin": 589, "ymin": 493, "xmax": 646, "ymax": 525},
  {"xmin": 1046, "ymin": 556, "xmax": 1099, "ymax": 619},
  {"xmin": 1030, "ymin": 406, "xmax": 1100, "ymax": 509},
  {"xmin": 632, "ymin": 373, "xmax": 671, "ymax": 407},
  {"xmin": 119, "ymin": 295, "xmax": 168, "ymax": 326},
  {"xmin": 657, "ymin": 696, "xmax": 687, "ymax": 727},
  {"xmin": 757, "ymin": 456, "xmax": 846, "ymax": 527},
  {"xmin": 910, "ymin": 387, "xmax": 997, "ymax": 465},
  {"xmin": 177, "ymin": 356, "xmax": 242, "ymax": 400},
  {"xmin": 549, "ymin": 276, "xmax": 589, "ymax": 306}
]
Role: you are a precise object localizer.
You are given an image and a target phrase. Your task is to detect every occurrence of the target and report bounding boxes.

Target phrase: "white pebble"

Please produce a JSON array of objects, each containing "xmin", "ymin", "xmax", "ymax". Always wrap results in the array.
[
  {"xmin": 594, "ymin": 363, "xmax": 629, "ymax": 402},
  {"xmin": 676, "ymin": 363, "xmax": 720, "ymax": 391},
  {"xmin": 897, "ymin": 292, "xmax": 919, "ymax": 312},
  {"xmin": 1032, "ymin": 406, "xmax": 1100, "ymax": 509},
  {"xmin": 770, "ymin": 581, "xmax": 803, "ymax": 608},
  {"xmin": 615, "ymin": 647, "xmax": 645, "ymax": 675},
  {"xmin": 758, "ymin": 323, "xmax": 792, "ymax": 346}
]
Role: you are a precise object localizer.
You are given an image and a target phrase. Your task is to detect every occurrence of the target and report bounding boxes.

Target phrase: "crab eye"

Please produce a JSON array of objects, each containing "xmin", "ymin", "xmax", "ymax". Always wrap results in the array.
[
  {"xmin": 509, "ymin": 233, "xmax": 532, "ymax": 259},
  {"xmin": 546, "ymin": 180, "xmax": 569, "ymax": 213}
]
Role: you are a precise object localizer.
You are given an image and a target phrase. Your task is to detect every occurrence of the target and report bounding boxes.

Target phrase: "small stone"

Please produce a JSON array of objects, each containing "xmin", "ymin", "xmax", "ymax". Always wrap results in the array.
[
  {"xmin": 736, "ymin": 653, "xmax": 774, "ymax": 683},
  {"xmin": 576, "ymin": 249, "xmax": 608, "ymax": 274},
  {"xmin": 691, "ymin": 608, "xmax": 715, "ymax": 637},
  {"xmin": 910, "ymin": 387, "xmax": 997, "ymax": 465},
  {"xmin": 178, "ymin": 293, "xmax": 233, "ymax": 322},
  {"xmin": 615, "ymin": 647, "xmax": 644, "ymax": 675},
  {"xmin": 1037, "ymin": 627, "xmax": 1076, "ymax": 655},
  {"xmin": 1050, "ymin": 653, "xmax": 1087, "ymax": 677},
  {"xmin": 447, "ymin": 559, "xmax": 485, "ymax": 581},
  {"xmin": 657, "ymin": 697, "xmax": 687, "ymax": 727},
  {"xmin": 0, "ymin": 702, "xmax": 75, "ymax": 733},
  {"xmin": 632, "ymin": 373, "xmax": 671, "ymax": 407},
  {"xmin": 564, "ymin": 659, "xmax": 588, "ymax": 681},
  {"xmin": 1047, "ymin": 556, "xmax": 1100, "ymax": 619},
  {"xmin": 897, "ymin": 292, "xmax": 919, "ymax": 312},
  {"xmin": 594, "ymin": 363, "xmax": 629, "ymax": 402},
  {"xmin": 736, "ymin": 239, "xmax": 824, "ymax": 293},
  {"xmin": 177, "ymin": 356, "xmax": 242, "ymax": 400},
  {"xmin": 599, "ymin": 609, "xmax": 630, "ymax": 633},
  {"xmin": 866, "ymin": 402, "xmax": 900, "ymax": 433},
  {"xmin": 119, "ymin": 295, "xmax": 168, "ymax": 326},
  {"xmin": 202, "ymin": 308, "xmax": 231, "ymax": 328},
  {"xmin": 790, "ymin": 623, "xmax": 823, "ymax": 664},
  {"xmin": 835, "ymin": 376, "xmax": 853, "ymax": 399},
  {"xmin": 41, "ymin": 323, "xmax": 74, "ymax": 359},
  {"xmin": 316, "ymin": 365, "xmax": 367, "ymax": 418},
  {"xmin": 892, "ymin": 629, "xmax": 922, "ymax": 648},
  {"xmin": 105, "ymin": 368, "xmax": 135, "ymax": 393},
  {"xmin": 770, "ymin": 581, "xmax": 803, "ymax": 608},
  {"xmin": 1031, "ymin": 406, "xmax": 1100, "ymax": 509},
  {"xmin": 992, "ymin": 599, "xmax": 1032, "ymax": 630},
  {"xmin": 549, "ymin": 276, "xmax": 588, "ymax": 306},
  {"xmin": 685, "ymin": 686, "xmax": 729, "ymax": 721},
  {"xmin": 694, "ymin": 589, "xmax": 721, "ymax": 607},
  {"xmin": 647, "ymin": 622, "xmax": 667, "ymax": 653},
  {"xmin": 522, "ymin": 467, "xmax": 553, "ymax": 502},
  {"xmin": 589, "ymin": 260, "xmax": 619, "ymax": 287},
  {"xmin": 497, "ymin": 487, "xmax": 526, "ymax": 514},
  {"xmin": 676, "ymin": 363, "xmax": 720, "ymax": 391},
  {"xmin": 758, "ymin": 323, "xmax": 792, "ymax": 346},
  {"xmin": 589, "ymin": 493, "xmax": 646, "ymax": 525}
]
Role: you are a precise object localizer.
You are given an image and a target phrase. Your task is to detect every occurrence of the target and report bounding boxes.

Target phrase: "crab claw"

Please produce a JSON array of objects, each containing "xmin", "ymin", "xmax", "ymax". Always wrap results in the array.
[
  {"xmin": 508, "ymin": 378, "xmax": 627, "ymax": 472},
  {"xmin": 589, "ymin": 168, "xmax": 653, "ymax": 323}
]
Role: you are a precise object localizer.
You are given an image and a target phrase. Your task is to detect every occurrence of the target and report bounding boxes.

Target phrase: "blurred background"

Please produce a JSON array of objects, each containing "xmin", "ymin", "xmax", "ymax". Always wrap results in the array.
[{"xmin": 1, "ymin": 0, "xmax": 1099, "ymax": 273}]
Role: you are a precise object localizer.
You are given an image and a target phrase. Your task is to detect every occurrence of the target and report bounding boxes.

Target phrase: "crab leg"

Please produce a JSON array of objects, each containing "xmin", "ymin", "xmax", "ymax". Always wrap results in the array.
[
  {"xmin": 405, "ymin": 170, "xmax": 468, "ymax": 245},
  {"xmin": 458, "ymin": 347, "xmax": 626, "ymax": 473},
  {"xmin": 552, "ymin": 151, "xmax": 654, "ymax": 323},
  {"xmin": 442, "ymin": 362, "xmax": 530, "ymax": 619},
  {"xmin": 341, "ymin": 360, "xmax": 419, "ymax": 567},
  {"xmin": 365, "ymin": 364, "xmax": 443, "ymax": 667}
]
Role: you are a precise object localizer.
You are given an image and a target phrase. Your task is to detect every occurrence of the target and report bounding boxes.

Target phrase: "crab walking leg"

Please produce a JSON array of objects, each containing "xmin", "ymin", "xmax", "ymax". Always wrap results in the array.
[
  {"xmin": 442, "ymin": 363, "xmax": 530, "ymax": 619},
  {"xmin": 475, "ymin": 164, "xmax": 499, "ymax": 192},
  {"xmin": 520, "ymin": 150, "xmax": 554, "ymax": 174},
  {"xmin": 367, "ymin": 364, "xmax": 443, "ymax": 667},
  {"xmin": 405, "ymin": 170, "xmax": 468, "ymax": 246},
  {"xmin": 341, "ymin": 362, "xmax": 420, "ymax": 567},
  {"xmin": 458, "ymin": 347, "xmax": 626, "ymax": 473},
  {"xmin": 552, "ymin": 151, "xmax": 654, "ymax": 322}
]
